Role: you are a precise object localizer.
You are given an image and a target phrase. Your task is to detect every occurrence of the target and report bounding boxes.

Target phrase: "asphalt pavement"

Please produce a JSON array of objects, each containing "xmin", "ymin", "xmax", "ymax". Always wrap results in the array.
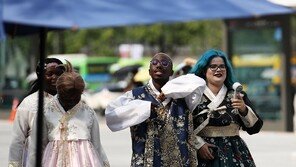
[{"xmin": 1, "ymin": 111, "xmax": 296, "ymax": 167}]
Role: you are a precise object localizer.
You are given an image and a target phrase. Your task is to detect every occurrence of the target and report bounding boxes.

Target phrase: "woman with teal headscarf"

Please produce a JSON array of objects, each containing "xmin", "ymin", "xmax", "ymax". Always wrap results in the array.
[{"xmin": 190, "ymin": 49, "xmax": 263, "ymax": 167}]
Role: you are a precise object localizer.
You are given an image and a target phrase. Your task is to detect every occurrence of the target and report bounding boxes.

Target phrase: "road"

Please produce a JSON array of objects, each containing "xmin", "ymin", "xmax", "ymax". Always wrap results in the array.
[{"xmin": 1, "ymin": 116, "xmax": 296, "ymax": 167}]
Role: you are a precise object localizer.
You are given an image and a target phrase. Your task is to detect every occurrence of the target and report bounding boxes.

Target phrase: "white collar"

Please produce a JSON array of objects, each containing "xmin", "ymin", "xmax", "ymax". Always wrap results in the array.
[
  {"xmin": 148, "ymin": 79, "xmax": 171, "ymax": 107},
  {"xmin": 204, "ymin": 84, "xmax": 227, "ymax": 110},
  {"xmin": 149, "ymin": 79, "xmax": 161, "ymax": 96}
]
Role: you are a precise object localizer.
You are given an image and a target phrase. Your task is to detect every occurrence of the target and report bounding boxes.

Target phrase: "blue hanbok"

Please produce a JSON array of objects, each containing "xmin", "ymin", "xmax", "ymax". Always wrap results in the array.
[{"xmin": 106, "ymin": 74, "xmax": 206, "ymax": 167}]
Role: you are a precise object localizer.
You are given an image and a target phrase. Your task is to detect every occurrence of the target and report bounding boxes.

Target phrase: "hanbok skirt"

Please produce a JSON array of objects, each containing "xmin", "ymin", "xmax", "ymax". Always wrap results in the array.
[
  {"xmin": 42, "ymin": 140, "xmax": 103, "ymax": 167},
  {"xmin": 197, "ymin": 136, "xmax": 256, "ymax": 167}
]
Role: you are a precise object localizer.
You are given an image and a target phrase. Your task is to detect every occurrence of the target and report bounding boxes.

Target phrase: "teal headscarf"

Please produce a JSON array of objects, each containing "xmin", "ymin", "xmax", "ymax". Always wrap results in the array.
[{"xmin": 189, "ymin": 49, "xmax": 236, "ymax": 89}]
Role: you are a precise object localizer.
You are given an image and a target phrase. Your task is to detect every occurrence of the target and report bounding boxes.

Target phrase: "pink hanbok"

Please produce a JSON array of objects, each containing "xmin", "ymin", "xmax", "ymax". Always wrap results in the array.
[{"xmin": 28, "ymin": 96, "xmax": 109, "ymax": 167}]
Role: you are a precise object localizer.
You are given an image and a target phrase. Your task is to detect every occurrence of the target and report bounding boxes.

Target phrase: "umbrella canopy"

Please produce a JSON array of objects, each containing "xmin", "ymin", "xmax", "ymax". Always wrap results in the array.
[
  {"xmin": 0, "ymin": 0, "xmax": 295, "ymax": 164},
  {"xmin": 2, "ymin": 0, "xmax": 295, "ymax": 36}
]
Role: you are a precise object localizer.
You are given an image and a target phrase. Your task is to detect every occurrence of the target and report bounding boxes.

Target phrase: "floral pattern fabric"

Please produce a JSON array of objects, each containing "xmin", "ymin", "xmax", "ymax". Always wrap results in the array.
[
  {"xmin": 130, "ymin": 85, "xmax": 197, "ymax": 167},
  {"xmin": 27, "ymin": 97, "xmax": 109, "ymax": 167},
  {"xmin": 193, "ymin": 88, "xmax": 263, "ymax": 167},
  {"xmin": 198, "ymin": 136, "xmax": 255, "ymax": 167}
]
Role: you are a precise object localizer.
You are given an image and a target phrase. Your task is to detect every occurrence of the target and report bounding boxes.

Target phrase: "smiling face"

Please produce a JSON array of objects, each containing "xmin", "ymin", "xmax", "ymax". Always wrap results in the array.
[
  {"xmin": 149, "ymin": 53, "xmax": 173, "ymax": 87},
  {"xmin": 44, "ymin": 63, "xmax": 64, "ymax": 95},
  {"xmin": 205, "ymin": 56, "xmax": 227, "ymax": 88}
]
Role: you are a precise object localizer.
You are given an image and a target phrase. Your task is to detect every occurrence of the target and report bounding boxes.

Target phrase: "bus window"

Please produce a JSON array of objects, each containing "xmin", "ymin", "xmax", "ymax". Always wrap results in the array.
[
  {"xmin": 48, "ymin": 54, "xmax": 119, "ymax": 90},
  {"xmin": 232, "ymin": 54, "xmax": 281, "ymax": 120},
  {"xmin": 87, "ymin": 63, "xmax": 109, "ymax": 74}
]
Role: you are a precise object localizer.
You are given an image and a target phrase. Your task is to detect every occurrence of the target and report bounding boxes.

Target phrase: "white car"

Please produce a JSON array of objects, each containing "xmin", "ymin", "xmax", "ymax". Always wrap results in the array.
[{"xmin": 82, "ymin": 81, "xmax": 127, "ymax": 115}]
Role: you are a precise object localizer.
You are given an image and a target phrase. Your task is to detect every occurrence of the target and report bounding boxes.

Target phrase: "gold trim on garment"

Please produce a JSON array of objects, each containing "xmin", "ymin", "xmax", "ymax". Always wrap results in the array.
[
  {"xmin": 8, "ymin": 161, "xmax": 21, "ymax": 167},
  {"xmin": 198, "ymin": 123, "xmax": 240, "ymax": 137},
  {"xmin": 159, "ymin": 116, "xmax": 183, "ymax": 167},
  {"xmin": 188, "ymin": 112, "xmax": 198, "ymax": 166},
  {"xmin": 144, "ymin": 121, "xmax": 155, "ymax": 167},
  {"xmin": 58, "ymin": 108, "xmax": 79, "ymax": 167}
]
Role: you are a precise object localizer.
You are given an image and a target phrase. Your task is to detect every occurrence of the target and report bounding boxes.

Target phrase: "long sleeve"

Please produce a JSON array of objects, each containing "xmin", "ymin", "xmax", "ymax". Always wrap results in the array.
[
  {"xmin": 8, "ymin": 105, "xmax": 31, "ymax": 167},
  {"xmin": 191, "ymin": 136, "xmax": 206, "ymax": 150},
  {"xmin": 26, "ymin": 112, "xmax": 48, "ymax": 167},
  {"xmin": 91, "ymin": 111, "xmax": 110, "ymax": 167},
  {"xmin": 240, "ymin": 92, "xmax": 263, "ymax": 134},
  {"xmin": 105, "ymin": 91, "xmax": 151, "ymax": 132},
  {"xmin": 161, "ymin": 74, "xmax": 206, "ymax": 111},
  {"xmin": 8, "ymin": 92, "xmax": 41, "ymax": 167},
  {"xmin": 239, "ymin": 106, "xmax": 258, "ymax": 127},
  {"xmin": 8, "ymin": 92, "xmax": 54, "ymax": 167}
]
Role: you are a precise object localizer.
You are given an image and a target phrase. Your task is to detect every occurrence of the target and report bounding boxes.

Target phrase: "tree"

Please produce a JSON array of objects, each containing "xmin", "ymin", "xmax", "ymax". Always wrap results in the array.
[{"xmin": 46, "ymin": 20, "xmax": 224, "ymax": 57}]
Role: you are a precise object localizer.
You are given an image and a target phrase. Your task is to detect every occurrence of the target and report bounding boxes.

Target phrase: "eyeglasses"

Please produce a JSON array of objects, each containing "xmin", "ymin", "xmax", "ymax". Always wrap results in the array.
[
  {"xmin": 150, "ymin": 59, "xmax": 171, "ymax": 67},
  {"xmin": 208, "ymin": 64, "xmax": 226, "ymax": 71}
]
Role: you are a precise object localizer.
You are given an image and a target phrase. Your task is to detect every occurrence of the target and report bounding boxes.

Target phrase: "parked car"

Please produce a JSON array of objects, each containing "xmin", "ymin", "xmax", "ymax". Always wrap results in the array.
[
  {"xmin": 83, "ymin": 65, "xmax": 143, "ymax": 115},
  {"xmin": 83, "ymin": 84, "xmax": 125, "ymax": 115}
]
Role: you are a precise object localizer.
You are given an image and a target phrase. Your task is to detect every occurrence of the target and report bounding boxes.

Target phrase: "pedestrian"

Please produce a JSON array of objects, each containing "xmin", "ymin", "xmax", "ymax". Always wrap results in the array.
[
  {"xmin": 172, "ymin": 57, "xmax": 197, "ymax": 78},
  {"xmin": 105, "ymin": 52, "xmax": 206, "ymax": 166},
  {"xmin": 28, "ymin": 60, "xmax": 109, "ymax": 167},
  {"xmin": 8, "ymin": 57, "xmax": 64, "ymax": 167},
  {"xmin": 190, "ymin": 49, "xmax": 263, "ymax": 167}
]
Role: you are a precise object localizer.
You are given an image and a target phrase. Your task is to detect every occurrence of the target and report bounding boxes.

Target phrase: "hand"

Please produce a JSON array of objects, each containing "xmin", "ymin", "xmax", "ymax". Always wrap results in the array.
[
  {"xmin": 231, "ymin": 93, "xmax": 247, "ymax": 116},
  {"xmin": 197, "ymin": 143, "xmax": 217, "ymax": 160},
  {"xmin": 157, "ymin": 92, "xmax": 166, "ymax": 102}
]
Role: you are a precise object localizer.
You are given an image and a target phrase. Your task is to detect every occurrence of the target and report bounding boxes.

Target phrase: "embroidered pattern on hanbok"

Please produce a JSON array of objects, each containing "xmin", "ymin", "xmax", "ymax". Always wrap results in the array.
[
  {"xmin": 192, "ymin": 86, "xmax": 263, "ymax": 167},
  {"xmin": 131, "ymin": 85, "xmax": 196, "ymax": 167},
  {"xmin": 28, "ymin": 97, "xmax": 109, "ymax": 167},
  {"xmin": 105, "ymin": 74, "xmax": 206, "ymax": 167}
]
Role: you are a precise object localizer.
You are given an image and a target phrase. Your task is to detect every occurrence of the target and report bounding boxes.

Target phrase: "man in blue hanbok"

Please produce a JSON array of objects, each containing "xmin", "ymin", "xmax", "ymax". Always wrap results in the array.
[{"xmin": 105, "ymin": 53, "xmax": 206, "ymax": 167}]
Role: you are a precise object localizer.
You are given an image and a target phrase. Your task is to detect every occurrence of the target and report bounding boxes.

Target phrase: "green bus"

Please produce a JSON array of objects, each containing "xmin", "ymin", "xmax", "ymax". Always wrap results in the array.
[{"xmin": 48, "ymin": 54, "xmax": 119, "ymax": 90}]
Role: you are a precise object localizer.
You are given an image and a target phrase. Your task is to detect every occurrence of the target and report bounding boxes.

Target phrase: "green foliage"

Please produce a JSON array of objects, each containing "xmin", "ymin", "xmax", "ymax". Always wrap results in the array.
[{"xmin": 46, "ymin": 20, "xmax": 224, "ymax": 57}]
